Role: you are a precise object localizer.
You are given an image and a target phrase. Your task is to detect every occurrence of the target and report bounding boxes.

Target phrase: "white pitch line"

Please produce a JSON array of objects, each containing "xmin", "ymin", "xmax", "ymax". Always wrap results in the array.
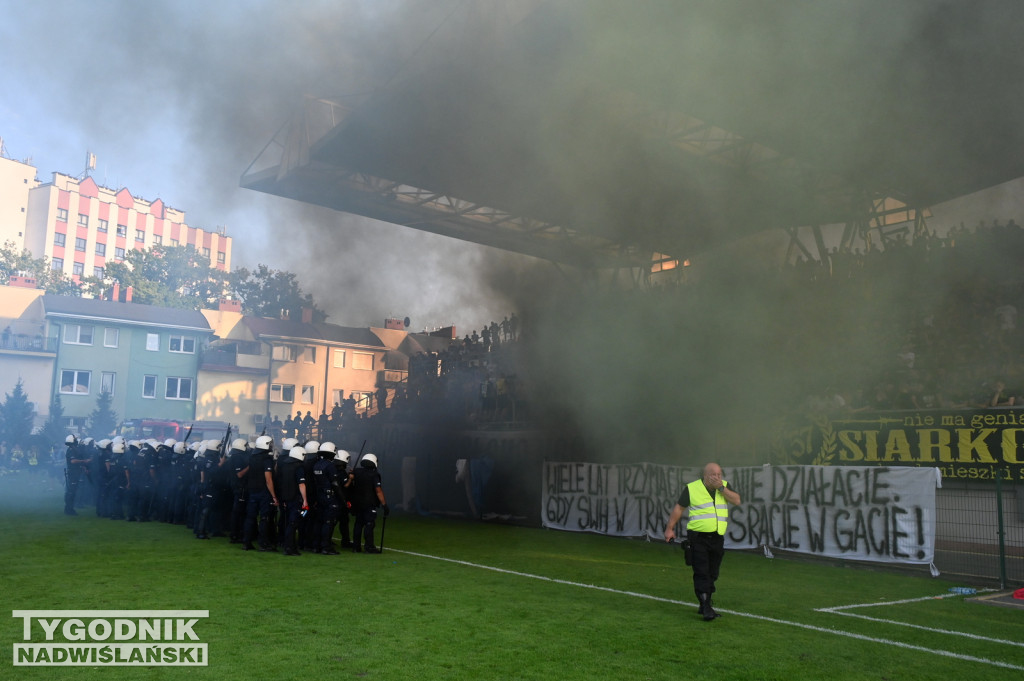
[
  {"xmin": 816, "ymin": 593, "xmax": 1024, "ymax": 648},
  {"xmin": 389, "ymin": 548, "xmax": 1024, "ymax": 672}
]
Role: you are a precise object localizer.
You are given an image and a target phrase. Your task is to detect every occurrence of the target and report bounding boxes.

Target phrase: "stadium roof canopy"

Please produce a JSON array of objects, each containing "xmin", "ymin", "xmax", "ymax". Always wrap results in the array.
[{"xmin": 242, "ymin": 0, "xmax": 1024, "ymax": 268}]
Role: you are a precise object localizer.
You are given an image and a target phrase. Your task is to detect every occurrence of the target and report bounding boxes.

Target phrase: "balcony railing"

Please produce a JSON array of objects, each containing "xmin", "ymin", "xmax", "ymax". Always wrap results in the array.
[{"xmin": 0, "ymin": 334, "xmax": 58, "ymax": 353}]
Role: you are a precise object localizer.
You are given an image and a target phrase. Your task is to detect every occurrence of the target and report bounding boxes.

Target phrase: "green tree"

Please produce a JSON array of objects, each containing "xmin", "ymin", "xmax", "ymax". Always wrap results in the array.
[
  {"xmin": 228, "ymin": 264, "xmax": 326, "ymax": 322},
  {"xmin": 0, "ymin": 240, "xmax": 81, "ymax": 295},
  {"xmin": 80, "ymin": 244, "xmax": 223, "ymax": 310},
  {"xmin": 0, "ymin": 378, "xmax": 37, "ymax": 450},
  {"xmin": 88, "ymin": 390, "xmax": 118, "ymax": 438},
  {"xmin": 40, "ymin": 393, "xmax": 67, "ymax": 445}
]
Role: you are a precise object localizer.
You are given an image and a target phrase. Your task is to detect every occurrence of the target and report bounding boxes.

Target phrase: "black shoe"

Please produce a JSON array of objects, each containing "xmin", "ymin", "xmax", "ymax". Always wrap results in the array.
[
  {"xmin": 340, "ymin": 541, "xmax": 354, "ymax": 548},
  {"xmin": 64, "ymin": 508, "xmax": 78, "ymax": 516},
  {"xmin": 242, "ymin": 543, "xmax": 255, "ymax": 551},
  {"xmin": 321, "ymin": 548, "xmax": 339, "ymax": 555},
  {"xmin": 284, "ymin": 549, "xmax": 301, "ymax": 556},
  {"xmin": 258, "ymin": 546, "xmax": 276, "ymax": 552},
  {"xmin": 364, "ymin": 546, "xmax": 381, "ymax": 554},
  {"xmin": 352, "ymin": 546, "xmax": 362, "ymax": 553}
]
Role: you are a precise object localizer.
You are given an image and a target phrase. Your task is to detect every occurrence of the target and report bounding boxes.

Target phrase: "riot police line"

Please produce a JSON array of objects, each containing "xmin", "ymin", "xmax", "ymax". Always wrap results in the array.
[{"xmin": 60, "ymin": 432, "xmax": 390, "ymax": 555}]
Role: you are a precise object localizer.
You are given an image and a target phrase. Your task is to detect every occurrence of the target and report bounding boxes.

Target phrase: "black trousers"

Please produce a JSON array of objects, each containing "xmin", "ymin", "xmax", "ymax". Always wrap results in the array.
[{"xmin": 688, "ymin": 530, "xmax": 725, "ymax": 596}]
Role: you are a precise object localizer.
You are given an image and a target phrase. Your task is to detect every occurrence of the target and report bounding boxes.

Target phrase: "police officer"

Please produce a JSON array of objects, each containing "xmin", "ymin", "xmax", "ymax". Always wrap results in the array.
[
  {"xmin": 349, "ymin": 453, "xmax": 389, "ymax": 553},
  {"xmin": 153, "ymin": 439, "xmax": 176, "ymax": 522},
  {"xmin": 194, "ymin": 440, "xmax": 224, "ymax": 540},
  {"xmin": 663, "ymin": 462, "xmax": 742, "ymax": 621},
  {"xmin": 63, "ymin": 435, "xmax": 90, "ymax": 515},
  {"xmin": 333, "ymin": 449, "xmax": 354, "ymax": 549},
  {"xmin": 92, "ymin": 439, "xmax": 113, "ymax": 517},
  {"xmin": 311, "ymin": 442, "xmax": 341, "ymax": 554},
  {"xmin": 277, "ymin": 445, "xmax": 310, "ymax": 556},
  {"xmin": 299, "ymin": 440, "xmax": 319, "ymax": 551},
  {"xmin": 106, "ymin": 439, "xmax": 129, "ymax": 520},
  {"xmin": 127, "ymin": 441, "xmax": 157, "ymax": 521},
  {"xmin": 242, "ymin": 435, "xmax": 278, "ymax": 552},
  {"xmin": 227, "ymin": 438, "xmax": 250, "ymax": 543}
]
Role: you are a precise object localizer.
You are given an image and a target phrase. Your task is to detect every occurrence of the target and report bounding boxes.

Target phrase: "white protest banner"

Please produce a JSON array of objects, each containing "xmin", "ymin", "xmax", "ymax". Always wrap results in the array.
[{"xmin": 542, "ymin": 463, "xmax": 940, "ymax": 572}]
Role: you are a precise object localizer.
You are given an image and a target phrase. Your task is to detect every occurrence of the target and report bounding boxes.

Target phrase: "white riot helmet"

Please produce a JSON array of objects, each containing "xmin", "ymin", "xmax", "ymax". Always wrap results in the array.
[
  {"xmin": 82, "ymin": 437, "xmax": 94, "ymax": 446},
  {"xmin": 231, "ymin": 438, "xmax": 249, "ymax": 451},
  {"xmin": 334, "ymin": 449, "xmax": 350, "ymax": 465},
  {"xmin": 163, "ymin": 438, "xmax": 176, "ymax": 448},
  {"xmin": 281, "ymin": 437, "xmax": 298, "ymax": 452},
  {"xmin": 65, "ymin": 434, "xmax": 77, "ymax": 445},
  {"xmin": 147, "ymin": 439, "xmax": 160, "ymax": 449},
  {"xmin": 96, "ymin": 439, "xmax": 112, "ymax": 450},
  {"xmin": 304, "ymin": 440, "xmax": 320, "ymax": 455},
  {"xmin": 205, "ymin": 440, "xmax": 223, "ymax": 456},
  {"xmin": 111, "ymin": 440, "xmax": 125, "ymax": 454},
  {"xmin": 318, "ymin": 441, "xmax": 336, "ymax": 454},
  {"xmin": 254, "ymin": 435, "xmax": 273, "ymax": 451},
  {"xmin": 361, "ymin": 453, "xmax": 378, "ymax": 468},
  {"xmin": 173, "ymin": 442, "xmax": 186, "ymax": 454},
  {"xmin": 289, "ymin": 446, "xmax": 306, "ymax": 461}
]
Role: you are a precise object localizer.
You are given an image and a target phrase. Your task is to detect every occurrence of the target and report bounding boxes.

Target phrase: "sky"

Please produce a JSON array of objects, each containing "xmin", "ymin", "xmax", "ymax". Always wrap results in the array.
[{"xmin": 0, "ymin": 0, "xmax": 528, "ymax": 334}]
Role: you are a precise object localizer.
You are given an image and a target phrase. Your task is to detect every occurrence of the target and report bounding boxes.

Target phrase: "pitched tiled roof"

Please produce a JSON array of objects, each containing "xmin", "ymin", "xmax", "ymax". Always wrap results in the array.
[
  {"xmin": 242, "ymin": 316, "xmax": 385, "ymax": 348},
  {"xmin": 42, "ymin": 295, "xmax": 211, "ymax": 331}
]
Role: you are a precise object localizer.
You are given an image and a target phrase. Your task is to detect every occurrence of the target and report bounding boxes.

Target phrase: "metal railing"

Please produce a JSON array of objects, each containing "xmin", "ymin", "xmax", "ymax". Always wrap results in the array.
[
  {"xmin": 0, "ymin": 334, "xmax": 58, "ymax": 353},
  {"xmin": 933, "ymin": 478, "xmax": 1024, "ymax": 587}
]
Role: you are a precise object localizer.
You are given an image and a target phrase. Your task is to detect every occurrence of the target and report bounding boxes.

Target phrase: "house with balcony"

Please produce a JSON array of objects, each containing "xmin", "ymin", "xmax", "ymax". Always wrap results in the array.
[
  {"xmin": 43, "ymin": 295, "xmax": 212, "ymax": 433},
  {"xmin": 0, "ymin": 280, "xmax": 56, "ymax": 429},
  {"xmin": 198, "ymin": 304, "xmax": 389, "ymax": 435}
]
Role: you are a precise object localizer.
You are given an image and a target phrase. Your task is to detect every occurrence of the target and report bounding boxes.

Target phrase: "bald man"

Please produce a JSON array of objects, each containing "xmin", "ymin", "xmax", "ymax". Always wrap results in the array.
[{"xmin": 664, "ymin": 462, "xmax": 741, "ymax": 621}]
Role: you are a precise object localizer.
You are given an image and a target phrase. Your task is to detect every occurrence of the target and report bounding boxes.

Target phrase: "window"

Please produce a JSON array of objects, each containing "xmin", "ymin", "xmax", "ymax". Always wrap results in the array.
[
  {"xmin": 165, "ymin": 377, "xmax": 192, "ymax": 400},
  {"xmin": 333, "ymin": 349, "xmax": 345, "ymax": 368},
  {"xmin": 272, "ymin": 345, "xmax": 298, "ymax": 362},
  {"xmin": 153, "ymin": 234, "xmax": 162, "ymax": 245},
  {"xmin": 301, "ymin": 385, "xmax": 315, "ymax": 404},
  {"xmin": 51, "ymin": 257, "xmax": 64, "ymax": 271},
  {"xmin": 217, "ymin": 252, "xmax": 225, "ymax": 264},
  {"xmin": 354, "ymin": 391, "xmax": 372, "ymax": 411},
  {"xmin": 201, "ymin": 247, "xmax": 210, "ymax": 258},
  {"xmin": 114, "ymin": 247, "xmax": 125, "ymax": 260},
  {"xmin": 303, "ymin": 346, "xmax": 316, "ymax": 364},
  {"xmin": 169, "ymin": 335, "xmax": 195, "ymax": 353},
  {"xmin": 146, "ymin": 333, "xmax": 159, "ymax": 351},
  {"xmin": 95, "ymin": 243, "xmax": 106, "ymax": 256},
  {"xmin": 57, "ymin": 208, "xmax": 68, "ymax": 222},
  {"xmin": 93, "ymin": 266, "xmax": 104, "ymax": 279},
  {"xmin": 142, "ymin": 375, "xmax": 157, "ymax": 398},
  {"xmin": 63, "ymin": 324, "xmax": 94, "ymax": 345},
  {"xmin": 75, "ymin": 237, "xmax": 87, "ymax": 252},
  {"xmin": 116, "ymin": 224, "xmax": 127, "ymax": 237},
  {"xmin": 170, "ymin": 239, "xmax": 179, "ymax": 247},
  {"xmin": 78, "ymin": 214, "xmax": 89, "ymax": 227},
  {"xmin": 97, "ymin": 219, "xmax": 108, "ymax": 233},
  {"xmin": 103, "ymin": 327, "xmax": 119, "ymax": 348},
  {"xmin": 100, "ymin": 371, "xmax": 116, "ymax": 395},
  {"xmin": 53, "ymin": 232, "xmax": 66, "ymax": 247},
  {"xmin": 332, "ymin": 389, "xmax": 344, "ymax": 406},
  {"xmin": 72, "ymin": 262, "xmax": 85, "ymax": 276},
  {"xmin": 60, "ymin": 370, "xmax": 90, "ymax": 394},
  {"xmin": 270, "ymin": 383, "xmax": 295, "ymax": 403},
  {"xmin": 135, "ymin": 229, "xmax": 145, "ymax": 242},
  {"xmin": 352, "ymin": 352, "xmax": 374, "ymax": 371}
]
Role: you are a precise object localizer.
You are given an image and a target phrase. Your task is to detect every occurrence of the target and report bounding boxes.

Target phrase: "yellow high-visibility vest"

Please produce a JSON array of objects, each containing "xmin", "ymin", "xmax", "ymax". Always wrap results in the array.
[{"xmin": 685, "ymin": 479, "xmax": 728, "ymax": 535}]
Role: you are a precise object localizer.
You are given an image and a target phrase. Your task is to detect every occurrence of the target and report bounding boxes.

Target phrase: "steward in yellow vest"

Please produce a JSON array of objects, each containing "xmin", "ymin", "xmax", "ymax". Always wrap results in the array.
[{"xmin": 664, "ymin": 462, "xmax": 741, "ymax": 620}]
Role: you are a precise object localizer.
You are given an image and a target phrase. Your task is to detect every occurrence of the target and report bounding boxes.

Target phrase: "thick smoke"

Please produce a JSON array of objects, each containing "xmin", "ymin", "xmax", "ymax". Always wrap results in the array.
[
  {"xmin": 4, "ymin": 2, "xmax": 1024, "ymax": 469},
  {"xmin": 0, "ymin": 0, "xmax": 517, "ymax": 331}
]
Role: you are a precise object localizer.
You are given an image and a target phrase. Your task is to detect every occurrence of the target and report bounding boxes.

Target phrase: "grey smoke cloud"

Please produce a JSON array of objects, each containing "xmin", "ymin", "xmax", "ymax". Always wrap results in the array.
[
  {"xmin": 0, "ymin": 0, "xmax": 519, "ymax": 332},
  {"xmin": 4, "ymin": 1, "xmax": 1023, "ymax": 468}
]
